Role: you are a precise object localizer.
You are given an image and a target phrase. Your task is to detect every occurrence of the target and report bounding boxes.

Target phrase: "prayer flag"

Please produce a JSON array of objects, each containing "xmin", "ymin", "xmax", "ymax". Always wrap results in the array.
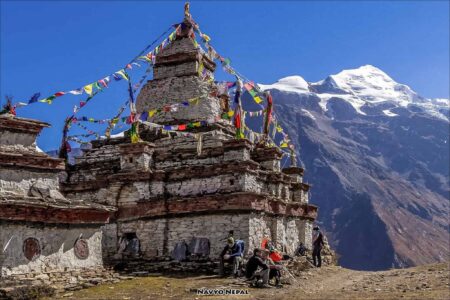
[
  {"xmin": 79, "ymin": 101, "xmax": 86, "ymax": 107},
  {"xmin": 253, "ymin": 96, "xmax": 263, "ymax": 104},
  {"xmin": 202, "ymin": 34, "xmax": 211, "ymax": 42},
  {"xmin": 115, "ymin": 70, "xmax": 129, "ymax": 81},
  {"xmin": 189, "ymin": 97, "xmax": 200, "ymax": 105},
  {"xmin": 148, "ymin": 109, "xmax": 157, "ymax": 117},
  {"xmin": 198, "ymin": 63, "xmax": 204, "ymax": 76},
  {"xmin": 84, "ymin": 84, "xmax": 93, "ymax": 96},
  {"xmin": 28, "ymin": 92, "xmax": 40, "ymax": 104},
  {"xmin": 98, "ymin": 79, "xmax": 108, "ymax": 88},
  {"xmin": 140, "ymin": 112, "xmax": 148, "ymax": 121},
  {"xmin": 15, "ymin": 102, "xmax": 27, "ymax": 108},
  {"xmin": 68, "ymin": 88, "xmax": 83, "ymax": 95},
  {"xmin": 54, "ymin": 92, "xmax": 65, "ymax": 97},
  {"xmin": 193, "ymin": 122, "xmax": 201, "ymax": 127},
  {"xmin": 178, "ymin": 124, "xmax": 186, "ymax": 131},
  {"xmin": 39, "ymin": 95, "xmax": 56, "ymax": 104},
  {"xmin": 93, "ymin": 82, "xmax": 101, "ymax": 91}
]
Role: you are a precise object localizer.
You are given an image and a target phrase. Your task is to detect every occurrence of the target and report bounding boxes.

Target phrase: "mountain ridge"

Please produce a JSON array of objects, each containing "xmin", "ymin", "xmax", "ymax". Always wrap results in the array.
[
  {"xmin": 259, "ymin": 65, "xmax": 449, "ymax": 121},
  {"xmin": 259, "ymin": 65, "xmax": 449, "ymax": 270}
]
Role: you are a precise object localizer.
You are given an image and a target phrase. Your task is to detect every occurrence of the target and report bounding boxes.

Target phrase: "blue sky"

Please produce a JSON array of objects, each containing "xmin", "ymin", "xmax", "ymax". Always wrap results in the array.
[{"xmin": 1, "ymin": 1, "xmax": 449, "ymax": 151}]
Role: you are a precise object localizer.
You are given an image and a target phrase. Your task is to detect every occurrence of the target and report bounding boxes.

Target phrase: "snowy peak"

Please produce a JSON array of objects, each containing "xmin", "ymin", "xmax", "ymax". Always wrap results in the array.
[
  {"xmin": 259, "ymin": 65, "xmax": 449, "ymax": 121},
  {"xmin": 318, "ymin": 65, "xmax": 423, "ymax": 106},
  {"xmin": 258, "ymin": 75, "xmax": 309, "ymax": 93}
]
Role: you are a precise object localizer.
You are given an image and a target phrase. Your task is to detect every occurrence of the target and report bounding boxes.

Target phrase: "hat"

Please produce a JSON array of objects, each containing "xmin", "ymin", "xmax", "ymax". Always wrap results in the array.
[{"xmin": 227, "ymin": 237, "xmax": 235, "ymax": 245}]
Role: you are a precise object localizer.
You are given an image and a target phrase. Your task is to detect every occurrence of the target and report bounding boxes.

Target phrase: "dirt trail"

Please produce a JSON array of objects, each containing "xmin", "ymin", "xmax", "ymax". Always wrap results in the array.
[{"xmin": 54, "ymin": 262, "xmax": 449, "ymax": 300}]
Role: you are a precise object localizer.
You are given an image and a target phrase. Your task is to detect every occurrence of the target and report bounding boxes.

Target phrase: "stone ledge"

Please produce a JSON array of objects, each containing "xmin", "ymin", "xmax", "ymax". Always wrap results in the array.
[
  {"xmin": 116, "ymin": 192, "xmax": 317, "ymax": 221},
  {"xmin": 0, "ymin": 201, "xmax": 115, "ymax": 224},
  {"xmin": 0, "ymin": 116, "xmax": 50, "ymax": 134},
  {"xmin": 0, "ymin": 152, "xmax": 65, "ymax": 171},
  {"xmin": 251, "ymin": 146, "xmax": 283, "ymax": 162},
  {"xmin": 291, "ymin": 182, "xmax": 311, "ymax": 191},
  {"xmin": 282, "ymin": 167, "xmax": 305, "ymax": 176}
]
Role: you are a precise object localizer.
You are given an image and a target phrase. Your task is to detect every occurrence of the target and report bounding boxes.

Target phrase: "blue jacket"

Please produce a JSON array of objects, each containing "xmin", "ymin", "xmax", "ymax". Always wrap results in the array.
[{"xmin": 221, "ymin": 240, "xmax": 244, "ymax": 257}]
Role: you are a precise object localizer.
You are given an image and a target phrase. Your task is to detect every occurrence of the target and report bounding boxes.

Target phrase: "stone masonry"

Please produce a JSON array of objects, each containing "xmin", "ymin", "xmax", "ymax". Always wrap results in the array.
[
  {"xmin": 0, "ymin": 115, "xmax": 115, "ymax": 278},
  {"xmin": 62, "ymin": 16, "xmax": 318, "ymax": 265}
]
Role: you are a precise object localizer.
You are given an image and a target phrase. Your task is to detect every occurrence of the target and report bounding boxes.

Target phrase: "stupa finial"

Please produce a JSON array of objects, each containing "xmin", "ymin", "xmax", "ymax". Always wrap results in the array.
[{"xmin": 184, "ymin": 2, "xmax": 190, "ymax": 19}]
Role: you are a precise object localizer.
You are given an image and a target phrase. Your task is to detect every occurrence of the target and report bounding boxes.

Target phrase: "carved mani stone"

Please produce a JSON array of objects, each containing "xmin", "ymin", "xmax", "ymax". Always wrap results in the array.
[
  {"xmin": 74, "ymin": 238, "xmax": 90, "ymax": 259},
  {"xmin": 23, "ymin": 238, "xmax": 41, "ymax": 261}
]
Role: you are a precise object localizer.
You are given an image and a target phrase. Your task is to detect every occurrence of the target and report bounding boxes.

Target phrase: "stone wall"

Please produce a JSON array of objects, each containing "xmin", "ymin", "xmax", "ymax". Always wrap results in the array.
[
  {"xmin": 0, "ymin": 130, "xmax": 37, "ymax": 153},
  {"xmin": 0, "ymin": 168, "xmax": 60, "ymax": 197},
  {"xmin": 135, "ymin": 37, "xmax": 222, "ymax": 124},
  {"xmin": 116, "ymin": 214, "xmax": 251, "ymax": 259},
  {"xmin": 0, "ymin": 221, "xmax": 103, "ymax": 277},
  {"xmin": 248, "ymin": 214, "xmax": 313, "ymax": 256},
  {"xmin": 298, "ymin": 219, "xmax": 313, "ymax": 250}
]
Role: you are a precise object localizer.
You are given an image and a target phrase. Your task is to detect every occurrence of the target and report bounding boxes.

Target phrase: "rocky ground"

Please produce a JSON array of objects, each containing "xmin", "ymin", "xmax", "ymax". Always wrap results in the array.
[{"xmin": 49, "ymin": 262, "xmax": 449, "ymax": 300}]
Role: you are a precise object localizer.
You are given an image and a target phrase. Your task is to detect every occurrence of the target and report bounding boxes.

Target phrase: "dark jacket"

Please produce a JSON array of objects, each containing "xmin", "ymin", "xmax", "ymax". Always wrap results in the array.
[
  {"xmin": 220, "ymin": 240, "xmax": 244, "ymax": 258},
  {"xmin": 245, "ymin": 255, "xmax": 268, "ymax": 278},
  {"xmin": 313, "ymin": 231, "xmax": 324, "ymax": 249}
]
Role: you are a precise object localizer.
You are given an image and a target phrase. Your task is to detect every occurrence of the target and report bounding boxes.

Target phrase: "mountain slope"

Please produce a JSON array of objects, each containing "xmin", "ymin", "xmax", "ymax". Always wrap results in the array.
[{"xmin": 259, "ymin": 65, "xmax": 449, "ymax": 270}]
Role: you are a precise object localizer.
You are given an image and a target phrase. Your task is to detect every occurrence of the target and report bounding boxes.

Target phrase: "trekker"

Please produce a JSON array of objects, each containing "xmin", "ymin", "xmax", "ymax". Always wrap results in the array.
[
  {"xmin": 261, "ymin": 249, "xmax": 283, "ymax": 287},
  {"xmin": 219, "ymin": 237, "xmax": 244, "ymax": 277},
  {"xmin": 245, "ymin": 248, "xmax": 270, "ymax": 288},
  {"xmin": 312, "ymin": 226, "xmax": 324, "ymax": 267},
  {"xmin": 296, "ymin": 242, "xmax": 307, "ymax": 256}
]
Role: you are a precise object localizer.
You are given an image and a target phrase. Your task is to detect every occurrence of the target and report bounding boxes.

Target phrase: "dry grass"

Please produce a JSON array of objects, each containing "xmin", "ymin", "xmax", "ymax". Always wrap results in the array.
[{"xmin": 51, "ymin": 262, "xmax": 450, "ymax": 300}]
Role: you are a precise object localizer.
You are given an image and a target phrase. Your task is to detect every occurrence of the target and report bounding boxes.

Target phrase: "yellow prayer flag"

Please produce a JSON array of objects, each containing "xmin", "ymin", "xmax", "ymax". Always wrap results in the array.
[
  {"xmin": 193, "ymin": 122, "xmax": 201, "ymax": 127},
  {"xmin": 253, "ymin": 96, "xmax": 263, "ymax": 104},
  {"xmin": 39, "ymin": 99, "xmax": 53, "ymax": 104},
  {"xmin": 189, "ymin": 97, "xmax": 200, "ymax": 105},
  {"xmin": 131, "ymin": 134, "xmax": 140, "ymax": 144},
  {"xmin": 148, "ymin": 109, "xmax": 157, "ymax": 117},
  {"xmin": 280, "ymin": 142, "xmax": 288, "ymax": 148},
  {"xmin": 89, "ymin": 118, "xmax": 95, "ymax": 122},
  {"xmin": 84, "ymin": 84, "xmax": 93, "ymax": 96},
  {"xmin": 202, "ymin": 34, "xmax": 211, "ymax": 42},
  {"xmin": 115, "ymin": 70, "xmax": 129, "ymax": 81},
  {"xmin": 138, "ymin": 55, "xmax": 151, "ymax": 62},
  {"xmin": 227, "ymin": 110, "xmax": 234, "ymax": 117},
  {"xmin": 198, "ymin": 63, "xmax": 204, "ymax": 76},
  {"xmin": 276, "ymin": 125, "xmax": 283, "ymax": 133}
]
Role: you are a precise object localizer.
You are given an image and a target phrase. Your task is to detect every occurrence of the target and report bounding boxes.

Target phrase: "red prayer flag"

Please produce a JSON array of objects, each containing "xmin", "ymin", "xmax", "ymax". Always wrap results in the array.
[
  {"xmin": 55, "ymin": 92, "xmax": 65, "ymax": 97},
  {"xmin": 178, "ymin": 124, "xmax": 187, "ymax": 131}
]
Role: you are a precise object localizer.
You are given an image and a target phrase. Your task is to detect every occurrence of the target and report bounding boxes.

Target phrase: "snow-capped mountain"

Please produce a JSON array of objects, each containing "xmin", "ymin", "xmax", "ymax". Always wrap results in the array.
[
  {"xmin": 258, "ymin": 65, "xmax": 449, "ymax": 270},
  {"xmin": 259, "ymin": 65, "xmax": 449, "ymax": 120}
]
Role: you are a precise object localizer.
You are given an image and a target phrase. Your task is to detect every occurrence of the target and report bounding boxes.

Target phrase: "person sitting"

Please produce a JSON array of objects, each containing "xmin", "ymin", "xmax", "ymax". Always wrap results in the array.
[
  {"xmin": 296, "ymin": 242, "xmax": 307, "ymax": 256},
  {"xmin": 260, "ymin": 249, "xmax": 283, "ymax": 287},
  {"xmin": 245, "ymin": 248, "xmax": 270, "ymax": 288},
  {"xmin": 219, "ymin": 237, "xmax": 244, "ymax": 277},
  {"xmin": 261, "ymin": 238, "xmax": 283, "ymax": 263}
]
